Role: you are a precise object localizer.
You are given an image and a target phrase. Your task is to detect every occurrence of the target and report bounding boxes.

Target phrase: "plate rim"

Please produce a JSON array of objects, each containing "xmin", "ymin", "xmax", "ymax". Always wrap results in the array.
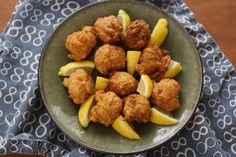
[{"xmin": 38, "ymin": 0, "xmax": 203, "ymax": 154}]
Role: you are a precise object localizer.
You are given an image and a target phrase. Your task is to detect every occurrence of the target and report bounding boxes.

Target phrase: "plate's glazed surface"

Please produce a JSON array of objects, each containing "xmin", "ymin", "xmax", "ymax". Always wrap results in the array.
[{"xmin": 39, "ymin": 0, "xmax": 202, "ymax": 154}]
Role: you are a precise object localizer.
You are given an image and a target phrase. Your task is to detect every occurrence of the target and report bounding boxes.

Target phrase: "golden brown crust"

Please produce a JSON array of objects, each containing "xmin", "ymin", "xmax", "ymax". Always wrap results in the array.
[
  {"xmin": 151, "ymin": 79, "xmax": 180, "ymax": 112},
  {"xmin": 108, "ymin": 72, "xmax": 138, "ymax": 97},
  {"xmin": 63, "ymin": 69, "xmax": 95, "ymax": 105},
  {"xmin": 123, "ymin": 94, "xmax": 151, "ymax": 123},
  {"xmin": 94, "ymin": 44, "xmax": 126, "ymax": 75},
  {"xmin": 125, "ymin": 19, "xmax": 150, "ymax": 50},
  {"xmin": 65, "ymin": 26, "xmax": 96, "ymax": 61},
  {"xmin": 89, "ymin": 90, "xmax": 123, "ymax": 126},
  {"xmin": 135, "ymin": 45, "xmax": 171, "ymax": 81},
  {"xmin": 94, "ymin": 15, "xmax": 122, "ymax": 45}
]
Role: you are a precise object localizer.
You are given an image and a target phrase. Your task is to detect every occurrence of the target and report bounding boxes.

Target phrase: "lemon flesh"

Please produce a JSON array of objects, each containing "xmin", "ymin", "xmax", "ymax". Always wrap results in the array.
[
  {"xmin": 127, "ymin": 51, "xmax": 141, "ymax": 75},
  {"xmin": 95, "ymin": 76, "xmax": 109, "ymax": 90},
  {"xmin": 112, "ymin": 115, "xmax": 140, "ymax": 140},
  {"xmin": 58, "ymin": 60, "xmax": 95, "ymax": 76},
  {"xmin": 163, "ymin": 60, "xmax": 182, "ymax": 78},
  {"xmin": 78, "ymin": 95, "xmax": 95, "ymax": 128},
  {"xmin": 150, "ymin": 108, "xmax": 178, "ymax": 125},
  {"xmin": 148, "ymin": 19, "xmax": 168, "ymax": 47},
  {"xmin": 117, "ymin": 9, "xmax": 131, "ymax": 32},
  {"xmin": 136, "ymin": 74, "xmax": 153, "ymax": 98}
]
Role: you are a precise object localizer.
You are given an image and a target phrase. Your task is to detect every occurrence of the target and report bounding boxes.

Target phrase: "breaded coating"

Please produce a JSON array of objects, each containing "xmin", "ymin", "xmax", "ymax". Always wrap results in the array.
[
  {"xmin": 151, "ymin": 79, "xmax": 180, "ymax": 112},
  {"xmin": 135, "ymin": 45, "xmax": 171, "ymax": 81},
  {"xmin": 123, "ymin": 94, "xmax": 151, "ymax": 123},
  {"xmin": 65, "ymin": 26, "xmax": 96, "ymax": 61},
  {"xmin": 63, "ymin": 69, "xmax": 95, "ymax": 105},
  {"xmin": 94, "ymin": 15, "xmax": 122, "ymax": 45},
  {"xmin": 108, "ymin": 72, "xmax": 138, "ymax": 97},
  {"xmin": 125, "ymin": 19, "xmax": 150, "ymax": 50},
  {"xmin": 89, "ymin": 90, "xmax": 123, "ymax": 126},
  {"xmin": 94, "ymin": 44, "xmax": 126, "ymax": 75}
]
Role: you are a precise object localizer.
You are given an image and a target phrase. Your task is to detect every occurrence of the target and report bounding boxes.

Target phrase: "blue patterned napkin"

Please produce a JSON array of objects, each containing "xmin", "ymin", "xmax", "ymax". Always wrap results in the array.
[{"xmin": 0, "ymin": 0, "xmax": 235, "ymax": 156}]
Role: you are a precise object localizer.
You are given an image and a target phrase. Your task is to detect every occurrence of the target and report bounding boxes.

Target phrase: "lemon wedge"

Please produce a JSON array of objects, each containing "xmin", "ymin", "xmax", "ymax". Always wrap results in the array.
[
  {"xmin": 148, "ymin": 19, "xmax": 168, "ymax": 47},
  {"xmin": 117, "ymin": 9, "xmax": 131, "ymax": 32},
  {"xmin": 78, "ymin": 95, "xmax": 95, "ymax": 128},
  {"xmin": 136, "ymin": 74, "xmax": 153, "ymax": 98},
  {"xmin": 163, "ymin": 60, "xmax": 182, "ymax": 78},
  {"xmin": 58, "ymin": 60, "xmax": 95, "ymax": 76},
  {"xmin": 127, "ymin": 51, "xmax": 141, "ymax": 75},
  {"xmin": 150, "ymin": 108, "xmax": 178, "ymax": 125},
  {"xmin": 112, "ymin": 115, "xmax": 140, "ymax": 140},
  {"xmin": 95, "ymin": 76, "xmax": 109, "ymax": 90}
]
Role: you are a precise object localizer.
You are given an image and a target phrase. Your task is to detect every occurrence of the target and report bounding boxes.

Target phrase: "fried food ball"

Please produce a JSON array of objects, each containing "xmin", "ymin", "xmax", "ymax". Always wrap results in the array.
[
  {"xmin": 89, "ymin": 90, "xmax": 123, "ymax": 126},
  {"xmin": 94, "ymin": 44, "xmax": 126, "ymax": 75},
  {"xmin": 123, "ymin": 94, "xmax": 151, "ymax": 123},
  {"xmin": 151, "ymin": 79, "xmax": 181, "ymax": 112},
  {"xmin": 135, "ymin": 45, "xmax": 171, "ymax": 81},
  {"xmin": 63, "ymin": 69, "xmax": 95, "ymax": 105},
  {"xmin": 65, "ymin": 26, "xmax": 96, "ymax": 61},
  {"xmin": 94, "ymin": 15, "xmax": 122, "ymax": 45},
  {"xmin": 125, "ymin": 19, "xmax": 150, "ymax": 50},
  {"xmin": 108, "ymin": 72, "xmax": 138, "ymax": 97}
]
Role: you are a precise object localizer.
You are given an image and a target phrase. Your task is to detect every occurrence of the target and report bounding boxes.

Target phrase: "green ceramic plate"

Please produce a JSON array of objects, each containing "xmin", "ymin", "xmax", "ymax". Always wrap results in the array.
[{"xmin": 39, "ymin": 0, "xmax": 202, "ymax": 154}]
